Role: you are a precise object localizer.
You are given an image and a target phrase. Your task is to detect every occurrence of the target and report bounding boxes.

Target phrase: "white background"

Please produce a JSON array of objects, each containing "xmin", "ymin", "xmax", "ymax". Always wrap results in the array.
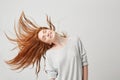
[{"xmin": 0, "ymin": 0, "xmax": 120, "ymax": 80}]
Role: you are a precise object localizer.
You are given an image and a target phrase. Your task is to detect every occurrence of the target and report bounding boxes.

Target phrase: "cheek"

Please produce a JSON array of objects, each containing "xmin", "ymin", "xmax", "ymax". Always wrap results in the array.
[
  {"xmin": 46, "ymin": 38, "xmax": 51, "ymax": 42},
  {"xmin": 44, "ymin": 38, "xmax": 50, "ymax": 42},
  {"xmin": 46, "ymin": 38, "xmax": 52, "ymax": 43}
]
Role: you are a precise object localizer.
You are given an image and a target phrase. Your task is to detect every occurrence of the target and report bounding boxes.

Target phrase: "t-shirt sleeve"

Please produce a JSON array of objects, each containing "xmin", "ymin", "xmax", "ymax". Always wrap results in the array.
[
  {"xmin": 44, "ymin": 51, "xmax": 58, "ymax": 79},
  {"xmin": 77, "ymin": 37, "xmax": 88, "ymax": 66}
]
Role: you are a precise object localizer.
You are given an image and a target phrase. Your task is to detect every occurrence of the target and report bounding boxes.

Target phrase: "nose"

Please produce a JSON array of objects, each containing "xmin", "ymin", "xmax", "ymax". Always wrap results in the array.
[{"xmin": 45, "ymin": 31, "xmax": 49, "ymax": 37}]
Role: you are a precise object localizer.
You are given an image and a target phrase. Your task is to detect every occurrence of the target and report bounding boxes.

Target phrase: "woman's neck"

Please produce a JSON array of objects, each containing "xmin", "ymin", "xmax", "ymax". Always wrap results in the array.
[{"xmin": 53, "ymin": 33, "xmax": 68, "ymax": 47}]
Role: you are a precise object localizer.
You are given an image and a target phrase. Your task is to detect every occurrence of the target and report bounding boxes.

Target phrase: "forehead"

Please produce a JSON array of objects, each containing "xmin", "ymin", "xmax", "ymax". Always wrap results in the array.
[{"xmin": 38, "ymin": 29, "xmax": 44, "ymax": 40}]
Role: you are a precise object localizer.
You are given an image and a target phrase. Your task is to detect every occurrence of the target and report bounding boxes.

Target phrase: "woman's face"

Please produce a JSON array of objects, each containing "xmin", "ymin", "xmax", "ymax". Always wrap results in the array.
[{"xmin": 38, "ymin": 29, "xmax": 55, "ymax": 44}]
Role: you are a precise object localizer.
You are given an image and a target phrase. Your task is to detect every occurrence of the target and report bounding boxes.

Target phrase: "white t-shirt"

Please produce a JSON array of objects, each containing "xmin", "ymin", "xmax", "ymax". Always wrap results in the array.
[{"xmin": 44, "ymin": 35, "xmax": 88, "ymax": 80}]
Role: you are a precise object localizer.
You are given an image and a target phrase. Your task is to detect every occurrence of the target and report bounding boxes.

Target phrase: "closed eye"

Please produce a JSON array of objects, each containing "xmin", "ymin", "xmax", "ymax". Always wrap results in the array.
[{"xmin": 43, "ymin": 30, "xmax": 47, "ymax": 33}]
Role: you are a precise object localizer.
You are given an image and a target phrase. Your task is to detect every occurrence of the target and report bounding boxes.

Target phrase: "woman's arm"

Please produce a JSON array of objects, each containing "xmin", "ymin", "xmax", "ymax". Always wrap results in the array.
[
  {"xmin": 82, "ymin": 65, "xmax": 88, "ymax": 80},
  {"xmin": 49, "ymin": 78, "xmax": 55, "ymax": 80}
]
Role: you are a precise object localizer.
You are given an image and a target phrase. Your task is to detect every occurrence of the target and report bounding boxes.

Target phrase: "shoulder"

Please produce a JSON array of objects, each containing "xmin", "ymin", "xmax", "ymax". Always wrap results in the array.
[
  {"xmin": 65, "ymin": 34, "xmax": 82, "ymax": 48},
  {"xmin": 45, "ymin": 49, "xmax": 54, "ymax": 57},
  {"xmin": 68, "ymin": 34, "xmax": 81, "ymax": 42}
]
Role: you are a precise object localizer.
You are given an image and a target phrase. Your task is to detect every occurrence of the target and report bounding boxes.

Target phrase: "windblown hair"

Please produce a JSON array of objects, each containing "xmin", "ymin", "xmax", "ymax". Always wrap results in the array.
[{"xmin": 5, "ymin": 11, "xmax": 61, "ymax": 77}]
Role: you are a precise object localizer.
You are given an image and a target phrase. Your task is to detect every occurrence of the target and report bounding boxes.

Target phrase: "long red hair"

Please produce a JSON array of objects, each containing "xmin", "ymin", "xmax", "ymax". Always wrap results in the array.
[{"xmin": 5, "ymin": 11, "xmax": 57, "ymax": 77}]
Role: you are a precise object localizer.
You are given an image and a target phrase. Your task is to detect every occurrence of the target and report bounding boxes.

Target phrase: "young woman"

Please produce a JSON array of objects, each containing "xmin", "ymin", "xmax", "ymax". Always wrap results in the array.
[{"xmin": 5, "ymin": 11, "xmax": 88, "ymax": 80}]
